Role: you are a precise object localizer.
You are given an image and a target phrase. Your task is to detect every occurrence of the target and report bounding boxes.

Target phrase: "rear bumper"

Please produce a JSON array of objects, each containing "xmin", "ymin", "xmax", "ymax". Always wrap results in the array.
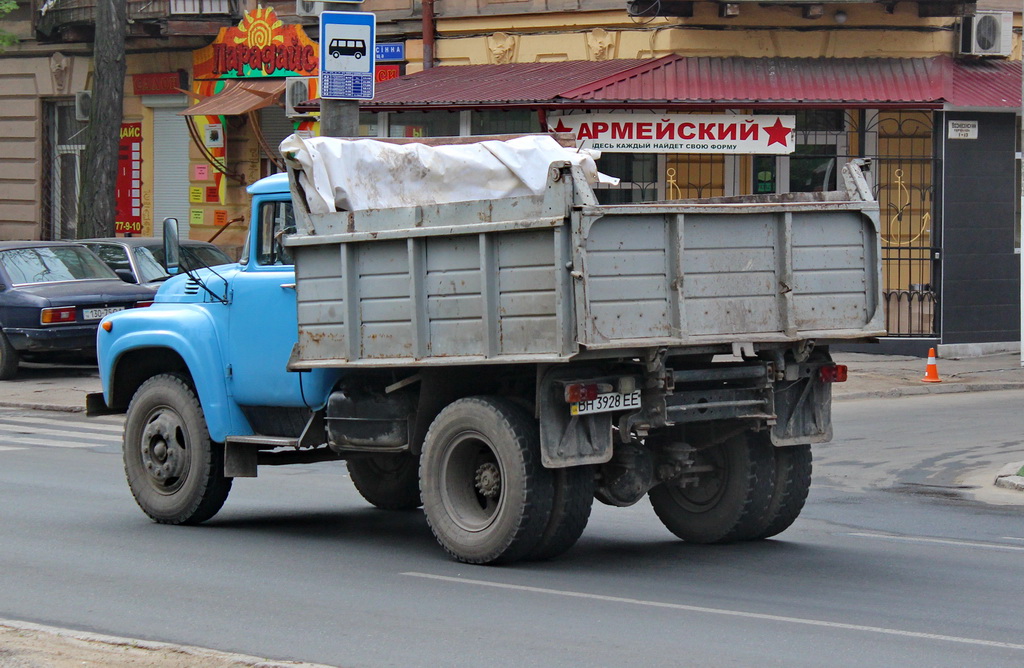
[{"xmin": 4, "ymin": 325, "xmax": 98, "ymax": 353}]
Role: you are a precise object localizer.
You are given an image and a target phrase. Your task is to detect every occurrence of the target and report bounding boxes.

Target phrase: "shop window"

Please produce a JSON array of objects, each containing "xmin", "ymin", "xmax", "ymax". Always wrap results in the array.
[
  {"xmin": 471, "ymin": 110, "xmax": 538, "ymax": 135},
  {"xmin": 388, "ymin": 110, "xmax": 460, "ymax": 138},
  {"xmin": 751, "ymin": 109, "xmax": 847, "ymax": 195},
  {"xmin": 359, "ymin": 112, "xmax": 381, "ymax": 137},
  {"xmin": 592, "ymin": 153, "xmax": 659, "ymax": 204}
]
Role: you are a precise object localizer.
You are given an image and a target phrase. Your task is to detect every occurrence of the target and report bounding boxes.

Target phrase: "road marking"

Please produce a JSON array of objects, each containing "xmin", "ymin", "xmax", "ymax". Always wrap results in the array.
[
  {"xmin": 0, "ymin": 425, "xmax": 121, "ymax": 441},
  {"xmin": 0, "ymin": 435, "xmax": 115, "ymax": 449},
  {"xmin": 0, "ymin": 445, "xmax": 23, "ymax": 451},
  {"xmin": 1002, "ymin": 537, "xmax": 1024, "ymax": 542},
  {"xmin": 1, "ymin": 416, "xmax": 124, "ymax": 433},
  {"xmin": 849, "ymin": 532, "xmax": 1024, "ymax": 552},
  {"xmin": 403, "ymin": 572, "xmax": 1024, "ymax": 652}
]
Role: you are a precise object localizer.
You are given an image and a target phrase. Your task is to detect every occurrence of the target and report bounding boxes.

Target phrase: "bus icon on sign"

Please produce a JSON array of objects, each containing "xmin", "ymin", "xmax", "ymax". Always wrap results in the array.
[{"xmin": 329, "ymin": 38, "xmax": 367, "ymax": 59}]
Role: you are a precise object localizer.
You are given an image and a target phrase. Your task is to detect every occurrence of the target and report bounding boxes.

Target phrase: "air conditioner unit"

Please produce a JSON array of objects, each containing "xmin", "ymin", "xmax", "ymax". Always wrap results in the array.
[
  {"xmin": 958, "ymin": 11, "xmax": 1013, "ymax": 57},
  {"xmin": 295, "ymin": 0, "xmax": 323, "ymax": 17},
  {"xmin": 285, "ymin": 77, "xmax": 316, "ymax": 118},
  {"xmin": 74, "ymin": 90, "xmax": 92, "ymax": 122}
]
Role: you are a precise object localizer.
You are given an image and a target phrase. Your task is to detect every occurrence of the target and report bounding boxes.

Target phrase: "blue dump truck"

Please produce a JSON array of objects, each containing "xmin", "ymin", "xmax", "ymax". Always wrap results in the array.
[{"xmin": 89, "ymin": 134, "xmax": 884, "ymax": 564}]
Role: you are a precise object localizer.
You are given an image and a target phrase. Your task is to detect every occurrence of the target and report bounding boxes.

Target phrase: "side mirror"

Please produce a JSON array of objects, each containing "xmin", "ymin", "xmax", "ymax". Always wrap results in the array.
[{"xmin": 162, "ymin": 217, "xmax": 180, "ymax": 275}]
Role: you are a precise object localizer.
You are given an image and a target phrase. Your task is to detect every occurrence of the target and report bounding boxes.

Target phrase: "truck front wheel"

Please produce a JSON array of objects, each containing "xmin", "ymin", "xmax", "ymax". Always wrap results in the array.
[
  {"xmin": 648, "ymin": 432, "xmax": 773, "ymax": 544},
  {"xmin": 420, "ymin": 396, "xmax": 554, "ymax": 564},
  {"xmin": 347, "ymin": 454, "xmax": 422, "ymax": 510},
  {"xmin": 122, "ymin": 373, "xmax": 232, "ymax": 525}
]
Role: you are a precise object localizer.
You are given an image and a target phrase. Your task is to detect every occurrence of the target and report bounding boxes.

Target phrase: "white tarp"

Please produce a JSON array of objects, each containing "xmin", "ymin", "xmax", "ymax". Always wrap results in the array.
[{"xmin": 280, "ymin": 134, "xmax": 615, "ymax": 214}]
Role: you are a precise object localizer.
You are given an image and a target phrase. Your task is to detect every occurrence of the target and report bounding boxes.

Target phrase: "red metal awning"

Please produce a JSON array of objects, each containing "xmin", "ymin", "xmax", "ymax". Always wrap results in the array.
[
  {"xmin": 180, "ymin": 78, "xmax": 286, "ymax": 116},
  {"xmin": 357, "ymin": 55, "xmax": 1020, "ymax": 112}
]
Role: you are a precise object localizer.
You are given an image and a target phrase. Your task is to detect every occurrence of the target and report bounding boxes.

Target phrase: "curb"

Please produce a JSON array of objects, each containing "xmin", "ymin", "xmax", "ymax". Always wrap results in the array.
[
  {"xmin": 834, "ymin": 381, "xmax": 1024, "ymax": 402},
  {"xmin": 994, "ymin": 462, "xmax": 1024, "ymax": 492},
  {"xmin": 0, "ymin": 619, "xmax": 333, "ymax": 668},
  {"xmin": 0, "ymin": 401, "xmax": 85, "ymax": 413}
]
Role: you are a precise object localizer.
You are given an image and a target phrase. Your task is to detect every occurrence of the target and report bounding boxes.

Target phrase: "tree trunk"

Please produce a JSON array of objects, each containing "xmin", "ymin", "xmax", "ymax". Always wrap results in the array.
[{"xmin": 75, "ymin": 0, "xmax": 127, "ymax": 239}]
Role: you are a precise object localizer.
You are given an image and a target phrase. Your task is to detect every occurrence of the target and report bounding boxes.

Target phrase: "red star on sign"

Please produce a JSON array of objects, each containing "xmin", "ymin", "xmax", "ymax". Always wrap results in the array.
[
  {"xmin": 552, "ymin": 118, "xmax": 574, "ymax": 134},
  {"xmin": 764, "ymin": 118, "xmax": 792, "ymax": 147}
]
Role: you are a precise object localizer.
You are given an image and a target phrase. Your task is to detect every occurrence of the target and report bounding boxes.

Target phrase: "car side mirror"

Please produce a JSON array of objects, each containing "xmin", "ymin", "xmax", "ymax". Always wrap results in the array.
[
  {"xmin": 114, "ymin": 268, "xmax": 137, "ymax": 284},
  {"xmin": 162, "ymin": 217, "xmax": 180, "ymax": 275}
]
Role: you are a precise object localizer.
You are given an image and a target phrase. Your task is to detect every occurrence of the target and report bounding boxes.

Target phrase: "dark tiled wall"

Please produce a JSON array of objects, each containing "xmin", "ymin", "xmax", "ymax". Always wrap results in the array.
[{"xmin": 941, "ymin": 112, "xmax": 1021, "ymax": 344}]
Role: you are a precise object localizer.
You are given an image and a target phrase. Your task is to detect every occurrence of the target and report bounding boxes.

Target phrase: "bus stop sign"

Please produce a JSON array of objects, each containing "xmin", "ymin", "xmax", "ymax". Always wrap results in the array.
[{"xmin": 319, "ymin": 11, "xmax": 376, "ymax": 100}]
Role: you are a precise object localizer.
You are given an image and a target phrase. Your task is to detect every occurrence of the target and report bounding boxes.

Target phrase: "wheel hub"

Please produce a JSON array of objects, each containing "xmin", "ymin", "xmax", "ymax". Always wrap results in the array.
[
  {"xmin": 140, "ymin": 412, "xmax": 188, "ymax": 488},
  {"xmin": 475, "ymin": 462, "xmax": 501, "ymax": 499}
]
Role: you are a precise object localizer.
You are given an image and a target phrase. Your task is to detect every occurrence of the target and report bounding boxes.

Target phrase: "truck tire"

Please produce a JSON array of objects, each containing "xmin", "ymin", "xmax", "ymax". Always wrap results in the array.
[
  {"xmin": 122, "ymin": 373, "xmax": 232, "ymax": 525},
  {"xmin": 420, "ymin": 396, "xmax": 554, "ymax": 564},
  {"xmin": 0, "ymin": 331, "xmax": 19, "ymax": 380},
  {"xmin": 747, "ymin": 442, "xmax": 812, "ymax": 540},
  {"xmin": 347, "ymin": 454, "xmax": 422, "ymax": 511},
  {"xmin": 648, "ymin": 432, "xmax": 773, "ymax": 544},
  {"xmin": 528, "ymin": 464, "xmax": 595, "ymax": 561}
]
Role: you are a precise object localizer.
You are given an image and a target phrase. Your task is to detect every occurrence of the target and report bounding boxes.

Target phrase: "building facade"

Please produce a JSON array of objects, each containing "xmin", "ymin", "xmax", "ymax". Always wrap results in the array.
[{"xmin": 0, "ymin": 0, "xmax": 1019, "ymax": 354}]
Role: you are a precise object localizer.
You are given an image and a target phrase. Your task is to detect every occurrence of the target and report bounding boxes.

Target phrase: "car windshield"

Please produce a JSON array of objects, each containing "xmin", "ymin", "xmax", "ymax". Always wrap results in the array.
[
  {"xmin": 145, "ymin": 244, "xmax": 231, "ymax": 272},
  {"xmin": 0, "ymin": 246, "xmax": 117, "ymax": 285},
  {"xmin": 184, "ymin": 245, "xmax": 232, "ymax": 268},
  {"xmin": 128, "ymin": 246, "xmax": 172, "ymax": 283}
]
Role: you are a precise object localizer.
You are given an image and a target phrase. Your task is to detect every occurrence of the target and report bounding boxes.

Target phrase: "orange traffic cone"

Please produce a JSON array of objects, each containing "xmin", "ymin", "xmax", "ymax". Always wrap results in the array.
[{"xmin": 921, "ymin": 348, "xmax": 942, "ymax": 383}]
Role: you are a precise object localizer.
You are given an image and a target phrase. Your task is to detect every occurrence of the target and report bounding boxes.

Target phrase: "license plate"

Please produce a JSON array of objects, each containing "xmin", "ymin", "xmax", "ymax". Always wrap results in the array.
[
  {"xmin": 570, "ymin": 390, "xmax": 641, "ymax": 416},
  {"xmin": 83, "ymin": 306, "xmax": 125, "ymax": 321}
]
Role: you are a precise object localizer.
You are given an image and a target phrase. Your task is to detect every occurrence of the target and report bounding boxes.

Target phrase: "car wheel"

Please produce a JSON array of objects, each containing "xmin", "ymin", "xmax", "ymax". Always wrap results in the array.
[
  {"xmin": 648, "ymin": 432, "xmax": 774, "ymax": 544},
  {"xmin": 122, "ymin": 373, "xmax": 232, "ymax": 524},
  {"xmin": 420, "ymin": 396, "xmax": 554, "ymax": 564},
  {"xmin": 348, "ymin": 453, "xmax": 422, "ymax": 511}
]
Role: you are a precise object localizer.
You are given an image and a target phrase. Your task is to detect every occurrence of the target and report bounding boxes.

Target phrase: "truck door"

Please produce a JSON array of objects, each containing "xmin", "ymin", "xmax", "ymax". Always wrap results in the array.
[{"xmin": 224, "ymin": 196, "xmax": 308, "ymax": 409}]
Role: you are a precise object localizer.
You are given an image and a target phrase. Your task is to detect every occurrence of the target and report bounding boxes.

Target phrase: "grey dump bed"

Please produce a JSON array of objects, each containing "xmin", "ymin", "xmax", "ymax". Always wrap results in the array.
[{"xmin": 285, "ymin": 156, "xmax": 883, "ymax": 369}]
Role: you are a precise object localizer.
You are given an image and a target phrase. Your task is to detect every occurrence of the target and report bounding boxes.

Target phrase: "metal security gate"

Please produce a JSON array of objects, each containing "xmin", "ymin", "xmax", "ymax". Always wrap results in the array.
[
  {"xmin": 590, "ymin": 109, "xmax": 940, "ymax": 337},
  {"xmin": 41, "ymin": 100, "xmax": 87, "ymax": 240}
]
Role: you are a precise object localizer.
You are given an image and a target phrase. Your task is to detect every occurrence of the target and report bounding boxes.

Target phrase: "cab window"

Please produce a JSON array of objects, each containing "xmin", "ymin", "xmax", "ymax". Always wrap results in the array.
[{"xmin": 257, "ymin": 200, "xmax": 295, "ymax": 266}]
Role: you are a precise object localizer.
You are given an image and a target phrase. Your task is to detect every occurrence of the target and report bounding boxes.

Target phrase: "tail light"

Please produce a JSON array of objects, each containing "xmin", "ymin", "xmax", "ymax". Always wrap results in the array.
[
  {"xmin": 134, "ymin": 301, "xmax": 154, "ymax": 308},
  {"xmin": 564, "ymin": 383, "xmax": 599, "ymax": 403},
  {"xmin": 563, "ymin": 382, "xmax": 614, "ymax": 403},
  {"xmin": 819, "ymin": 364, "xmax": 848, "ymax": 383},
  {"xmin": 41, "ymin": 307, "xmax": 77, "ymax": 324}
]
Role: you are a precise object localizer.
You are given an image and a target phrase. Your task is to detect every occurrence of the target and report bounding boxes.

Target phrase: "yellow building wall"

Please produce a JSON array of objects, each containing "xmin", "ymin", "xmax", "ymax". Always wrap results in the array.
[{"xmin": 409, "ymin": 4, "xmax": 969, "ymax": 71}]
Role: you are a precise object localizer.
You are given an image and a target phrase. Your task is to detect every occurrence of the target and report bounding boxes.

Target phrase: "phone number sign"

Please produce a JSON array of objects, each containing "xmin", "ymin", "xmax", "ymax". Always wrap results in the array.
[{"xmin": 319, "ymin": 11, "xmax": 375, "ymax": 100}]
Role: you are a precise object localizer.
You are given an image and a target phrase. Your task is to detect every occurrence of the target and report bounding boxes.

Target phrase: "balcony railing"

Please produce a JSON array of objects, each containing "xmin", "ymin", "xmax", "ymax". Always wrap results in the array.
[{"xmin": 37, "ymin": 0, "xmax": 242, "ymax": 38}]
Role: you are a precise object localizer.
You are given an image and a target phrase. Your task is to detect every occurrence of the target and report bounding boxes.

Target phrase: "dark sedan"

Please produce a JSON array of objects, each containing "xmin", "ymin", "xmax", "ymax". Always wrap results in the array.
[
  {"xmin": 0, "ymin": 241, "xmax": 155, "ymax": 379},
  {"xmin": 82, "ymin": 237, "xmax": 234, "ymax": 289}
]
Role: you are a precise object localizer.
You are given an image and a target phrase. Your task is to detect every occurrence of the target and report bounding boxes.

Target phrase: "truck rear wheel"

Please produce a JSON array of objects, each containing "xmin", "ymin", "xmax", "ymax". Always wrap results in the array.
[
  {"xmin": 122, "ymin": 373, "xmax": 232, "ymax": 525},
  {"xmin": 747, "ymin": 442, "xmax": 812, "ymax": 540},
  {"xmin": 528, "ymin": 464, "xmax": 595, "ymax": 561},
  {"xmin": 648, "ymin": 432, "xmax": 773, "ymax": 544},
  {"xmin": 347, "ymin": 454, "xmax": 422, "ymax": 510},
  {"xmin": 420, "ymin": 396, "xmax": 554, "ymax": 564}
]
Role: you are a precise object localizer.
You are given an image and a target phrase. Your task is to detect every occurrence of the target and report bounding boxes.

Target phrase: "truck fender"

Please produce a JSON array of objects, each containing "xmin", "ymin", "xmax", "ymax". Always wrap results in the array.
[{"xmin": 100, "ymin": 306, "xmax": 251, "ymax": 442}]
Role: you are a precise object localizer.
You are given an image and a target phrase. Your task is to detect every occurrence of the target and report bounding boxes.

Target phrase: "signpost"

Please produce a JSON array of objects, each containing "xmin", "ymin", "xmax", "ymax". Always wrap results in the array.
[
  {"xmin": 319, "ymin": 11, "xmax": 375, "ymax": 137},
  {"xmin": 319, "ymin": 11, "xmax": 376, "ymax": 101}
]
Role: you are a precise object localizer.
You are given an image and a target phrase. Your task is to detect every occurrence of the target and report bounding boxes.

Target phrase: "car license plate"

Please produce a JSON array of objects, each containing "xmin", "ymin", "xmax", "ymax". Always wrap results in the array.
[
  {"xmin": 570, "ymin": 390, "xmax": 641, "ymax": 416},
  {"xmin": 83, "ymin": 306, "xmax": 125, "ymax": 321}
]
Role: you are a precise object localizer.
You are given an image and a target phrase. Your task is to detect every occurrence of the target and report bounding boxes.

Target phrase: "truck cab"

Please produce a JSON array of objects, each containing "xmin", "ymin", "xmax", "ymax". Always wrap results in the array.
[{"xmin": 91, "ymin": 173, "xmax": 337, "ymax": 443}]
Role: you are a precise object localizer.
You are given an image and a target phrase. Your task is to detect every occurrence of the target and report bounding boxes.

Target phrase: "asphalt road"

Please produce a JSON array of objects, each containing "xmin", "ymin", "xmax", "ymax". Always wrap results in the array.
[{"xmin": 0, "ymin": 391, "xmax": 1022, "ymax": 667}]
